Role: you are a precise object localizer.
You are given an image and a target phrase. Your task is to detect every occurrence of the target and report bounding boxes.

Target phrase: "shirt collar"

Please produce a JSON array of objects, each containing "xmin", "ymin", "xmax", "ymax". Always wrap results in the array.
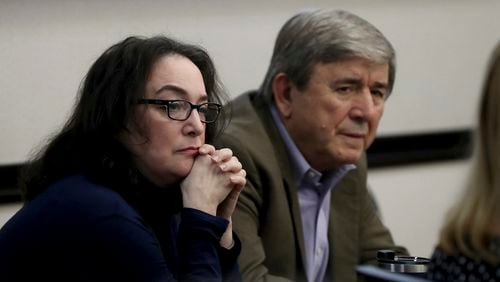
[{"xmin": 269, "ymin": 104, "xmax": 355, "ymax": 187}]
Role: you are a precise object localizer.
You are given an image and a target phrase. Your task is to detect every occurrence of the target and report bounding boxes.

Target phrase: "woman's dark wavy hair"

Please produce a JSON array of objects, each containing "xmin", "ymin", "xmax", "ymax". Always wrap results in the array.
[{"xmin": 21, "ymin": 36, "xmax": 228, "ymax": 201}]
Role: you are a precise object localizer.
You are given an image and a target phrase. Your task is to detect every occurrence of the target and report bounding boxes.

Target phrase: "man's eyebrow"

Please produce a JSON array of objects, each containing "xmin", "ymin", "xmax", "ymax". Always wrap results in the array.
[
  {"xmin": 331, "ymin": 78, "xmax": 388, "ymax": 89},
  {"xmin": 372, "ymin": 81, "xmax": 389, "ymax": 89},
  {"xmin": 331, "ymin": 78, "xmax": 363, "ymax": 86}
]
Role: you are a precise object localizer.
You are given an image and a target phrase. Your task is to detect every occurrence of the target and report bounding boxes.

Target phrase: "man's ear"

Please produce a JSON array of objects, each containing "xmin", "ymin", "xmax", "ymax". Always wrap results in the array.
[{"xmin": 272, "ymin": 73, "xmax": 294, "ymax": 118}]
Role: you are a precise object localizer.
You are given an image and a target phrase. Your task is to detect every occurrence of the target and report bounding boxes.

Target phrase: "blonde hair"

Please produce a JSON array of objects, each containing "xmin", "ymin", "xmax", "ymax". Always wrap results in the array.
[{"xmin": 438, "ymin": 41, "xmax": 500, "ymax": 264}]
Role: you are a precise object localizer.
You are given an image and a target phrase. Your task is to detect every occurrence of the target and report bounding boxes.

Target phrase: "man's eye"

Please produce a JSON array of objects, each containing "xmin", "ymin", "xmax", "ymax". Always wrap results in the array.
[
  {"xmin": 336, "ymin": 86, "xmax": 353, "ymax": 94},
  {"xmin": 371, "ymin": 90, "xmax": 386, "ymax": 99}
]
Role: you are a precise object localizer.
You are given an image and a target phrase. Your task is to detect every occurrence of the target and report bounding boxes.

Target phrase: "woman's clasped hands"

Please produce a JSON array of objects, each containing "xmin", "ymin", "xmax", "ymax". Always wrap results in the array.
[{"xmin": 180, "ymin": 144, "xmax": 246, "ymax": 249}]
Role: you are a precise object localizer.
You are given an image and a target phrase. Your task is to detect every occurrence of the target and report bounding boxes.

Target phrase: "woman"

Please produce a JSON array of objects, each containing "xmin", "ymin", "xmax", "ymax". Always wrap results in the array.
[
  {"xmin": 0, "ymin": 36, "xmax": 246, "ymax": 281},
  {"xmin": 427, "ymin": 42, "xmax": 500, "ymax": 281}
]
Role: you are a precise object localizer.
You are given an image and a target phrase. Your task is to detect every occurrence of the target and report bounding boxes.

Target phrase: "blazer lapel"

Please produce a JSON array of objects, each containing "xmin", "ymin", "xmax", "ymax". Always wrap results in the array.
[
  {"xmin": 252, "ymin": 94, "xmax": 308, "ymax": 275},
  {"xmin": 328, "ymin": 166, "xmax": 361, "ymax": 281}
]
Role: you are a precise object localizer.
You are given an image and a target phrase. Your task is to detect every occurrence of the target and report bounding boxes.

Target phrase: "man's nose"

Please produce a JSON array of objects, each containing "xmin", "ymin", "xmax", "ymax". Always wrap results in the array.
[{"xmin": 350, "ymin": 88, "xmax": 376, "ymax": 119}]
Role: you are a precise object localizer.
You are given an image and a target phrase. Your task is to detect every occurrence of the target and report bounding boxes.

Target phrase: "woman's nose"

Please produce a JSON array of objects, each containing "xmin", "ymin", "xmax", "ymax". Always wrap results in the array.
[{"xmin": 183, "ymin": 109, "xmax": 205, "ymax": 136}]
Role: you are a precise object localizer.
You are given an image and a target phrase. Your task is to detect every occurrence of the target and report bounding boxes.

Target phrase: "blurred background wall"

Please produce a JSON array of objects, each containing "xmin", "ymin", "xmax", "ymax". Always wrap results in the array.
[{"xmin": 1, "ymin": 0, "xmax": 500, "ymax": 258}]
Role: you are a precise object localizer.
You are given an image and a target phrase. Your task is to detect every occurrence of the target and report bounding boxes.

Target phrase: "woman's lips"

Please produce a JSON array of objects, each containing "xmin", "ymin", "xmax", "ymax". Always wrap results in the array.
[{"xmin": 177, "ymin": 146, "xmax": 200, "ymax": 154}]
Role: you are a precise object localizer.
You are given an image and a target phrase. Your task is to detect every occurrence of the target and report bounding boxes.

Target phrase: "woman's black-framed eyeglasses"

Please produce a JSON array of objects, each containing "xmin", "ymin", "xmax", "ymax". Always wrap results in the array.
[{"xmin": 138, "ymin": 99, "xmax": 222, "ymax": 123}]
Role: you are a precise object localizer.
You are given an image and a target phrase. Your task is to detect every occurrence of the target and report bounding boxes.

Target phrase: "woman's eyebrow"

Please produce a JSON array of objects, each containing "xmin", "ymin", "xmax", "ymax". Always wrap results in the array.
[
  {"xmin": 155, "ymin": 84, "xmax": 188, "ymax": 96},
  {"xmin": 155, "ymin": 84, "xmax": 208, "ymax": 102}
]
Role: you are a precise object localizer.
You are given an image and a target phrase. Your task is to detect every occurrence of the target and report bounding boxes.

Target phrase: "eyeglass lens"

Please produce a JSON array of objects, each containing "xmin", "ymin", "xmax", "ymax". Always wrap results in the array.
[{"xmin": 167, "ymin": 100, "xmax": 219, "ymax": 122}]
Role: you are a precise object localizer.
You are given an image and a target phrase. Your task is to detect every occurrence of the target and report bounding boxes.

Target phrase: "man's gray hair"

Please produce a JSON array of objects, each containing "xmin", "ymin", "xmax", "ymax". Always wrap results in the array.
[{"xmin": 260, "ymin": 9, "xmax": 396, "ymax": 101}]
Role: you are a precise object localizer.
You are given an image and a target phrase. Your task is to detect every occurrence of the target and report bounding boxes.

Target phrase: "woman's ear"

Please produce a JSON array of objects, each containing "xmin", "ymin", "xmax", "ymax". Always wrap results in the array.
[
  {"xmin": 272, "ymin": 73, "xmax": 293, "ymax": 118},
  {"xmin": 118, "ymin": 114, "xmax": 147, "ymax": 147}
]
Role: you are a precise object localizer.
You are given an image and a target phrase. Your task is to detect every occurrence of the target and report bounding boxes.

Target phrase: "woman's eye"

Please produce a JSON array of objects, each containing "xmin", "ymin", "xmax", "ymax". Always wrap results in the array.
[{"xmin": 168, "ymin": 102, "xmax": 182, "ymax": 111}]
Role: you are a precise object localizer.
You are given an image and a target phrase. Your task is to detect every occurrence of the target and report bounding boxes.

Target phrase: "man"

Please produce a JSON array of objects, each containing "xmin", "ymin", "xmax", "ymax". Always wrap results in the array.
[{"xmin": 216, "ymin": 9, "xmax": 407, "ymax": 282}]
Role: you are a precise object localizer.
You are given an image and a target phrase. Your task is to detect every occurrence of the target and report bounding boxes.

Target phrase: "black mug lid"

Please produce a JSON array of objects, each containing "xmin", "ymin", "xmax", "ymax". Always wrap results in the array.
[{"xmin": 377, "ymin": 250, "xmax": 430, "ymax": 265}]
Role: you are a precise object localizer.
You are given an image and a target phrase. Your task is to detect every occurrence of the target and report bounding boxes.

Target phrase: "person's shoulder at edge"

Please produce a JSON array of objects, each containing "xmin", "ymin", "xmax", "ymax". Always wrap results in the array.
[
  {"xmin": 12, "ymin": 174, "xmax": 139, "ymax": 226},
  {"xmin": 222, "ymin": 90, "xmax": 269, "ymax": 141}
]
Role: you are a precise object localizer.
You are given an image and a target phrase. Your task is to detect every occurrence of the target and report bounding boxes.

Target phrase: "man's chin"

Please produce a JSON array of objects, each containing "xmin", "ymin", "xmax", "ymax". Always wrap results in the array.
[
  {"xmin": 317, "ymin": 154, "xmax": 361, "ymax": 171},
  {"xmin": 336, "ymin": 150, "xmax": 363, "ymax": 165}
]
